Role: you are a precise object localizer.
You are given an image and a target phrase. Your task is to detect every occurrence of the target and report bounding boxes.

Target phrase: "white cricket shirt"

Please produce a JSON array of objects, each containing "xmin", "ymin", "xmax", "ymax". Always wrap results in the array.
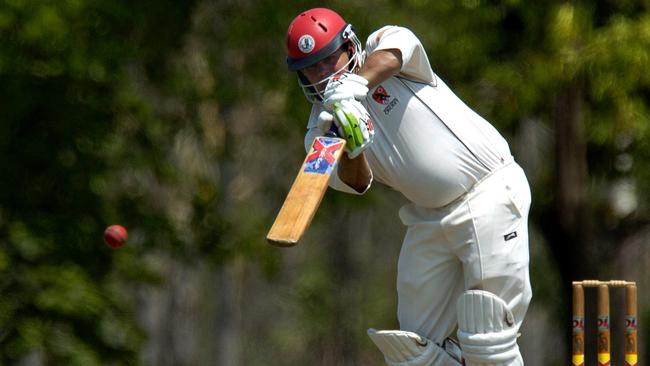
[{"xmin": 304, "ymin": 26, "xmax": 513, "ymax": 208}]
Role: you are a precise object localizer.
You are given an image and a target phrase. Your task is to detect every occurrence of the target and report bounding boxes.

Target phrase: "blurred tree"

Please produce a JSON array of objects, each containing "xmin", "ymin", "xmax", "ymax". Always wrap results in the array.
[{"xmin": 0, "ymin": 0, "xmax": 197, "ymax": 364}]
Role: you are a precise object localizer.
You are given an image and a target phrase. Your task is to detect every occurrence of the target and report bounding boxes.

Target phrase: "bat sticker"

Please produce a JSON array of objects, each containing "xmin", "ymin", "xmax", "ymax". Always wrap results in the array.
[{"xmin": 303, "ymin": 137, "xmax": 345, "ymax": 175}]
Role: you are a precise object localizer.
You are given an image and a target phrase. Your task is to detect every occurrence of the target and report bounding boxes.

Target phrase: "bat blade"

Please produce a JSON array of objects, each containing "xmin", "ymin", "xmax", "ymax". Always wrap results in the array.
[{"xmin": 267, "ymin": 135, "xmax": 346, "ymax": 247}]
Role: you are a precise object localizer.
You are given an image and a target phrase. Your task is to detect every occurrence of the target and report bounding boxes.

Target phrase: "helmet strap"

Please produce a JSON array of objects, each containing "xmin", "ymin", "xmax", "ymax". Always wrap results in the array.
[{"xmin": 344, "ymin": 43, "xmax": 358, "ymax": 73}]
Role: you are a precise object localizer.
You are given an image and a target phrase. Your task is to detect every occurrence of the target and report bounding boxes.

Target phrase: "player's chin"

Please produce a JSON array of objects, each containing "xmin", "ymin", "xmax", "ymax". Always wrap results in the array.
[{"xmin": 313, "ymin": 83, "xmax": 327, "ymax": 93}]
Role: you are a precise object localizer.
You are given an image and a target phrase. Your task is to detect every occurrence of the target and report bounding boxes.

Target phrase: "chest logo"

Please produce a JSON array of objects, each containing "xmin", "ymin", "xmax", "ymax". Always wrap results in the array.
[
  {"xmin": 372, "ymin": 86, "xmax": 391, "ymax": 105},
  {"xmin": 373, "ymin": 85, "xmax": 400, "ymax": 115}
]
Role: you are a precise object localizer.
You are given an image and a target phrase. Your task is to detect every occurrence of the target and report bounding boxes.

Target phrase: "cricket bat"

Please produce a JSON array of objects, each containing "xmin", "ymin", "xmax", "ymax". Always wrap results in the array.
[{"xmin": 267, "ymin": 134, "xmax": 346, "ymax": 247}]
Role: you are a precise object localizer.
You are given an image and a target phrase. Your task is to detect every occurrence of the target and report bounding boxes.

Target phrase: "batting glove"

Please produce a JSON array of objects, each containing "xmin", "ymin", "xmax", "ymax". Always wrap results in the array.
[
  {"xmin": 323, "ymin": 73, "xmax": 369, "ymax": 108},
  {"xmin": 332, "ymin": 99, "xmax": 375, "ymax": 159},
  {"xmin": 316, "ymin": 110, "xmax": 336, "ymax": 136}
]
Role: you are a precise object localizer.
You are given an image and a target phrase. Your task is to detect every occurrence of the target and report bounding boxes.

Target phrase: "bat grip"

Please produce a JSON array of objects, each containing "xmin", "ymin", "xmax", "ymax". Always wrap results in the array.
[{"xmin": 325, "ymin": 123, "xmax": 340, "ymax": 138}]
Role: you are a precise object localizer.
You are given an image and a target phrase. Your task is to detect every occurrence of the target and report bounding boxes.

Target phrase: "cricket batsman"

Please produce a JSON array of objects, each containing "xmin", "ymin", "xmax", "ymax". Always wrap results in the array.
[{"xmin": 285, "ymin": 7, "xmax": 532, "ymax": 365}]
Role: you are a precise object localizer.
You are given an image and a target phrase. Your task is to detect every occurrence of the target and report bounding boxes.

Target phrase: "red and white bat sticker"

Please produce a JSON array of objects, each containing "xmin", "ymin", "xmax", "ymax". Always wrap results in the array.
[{"xmin": 303, "ymin": 137, "xmax": 345, "ymax": 175}]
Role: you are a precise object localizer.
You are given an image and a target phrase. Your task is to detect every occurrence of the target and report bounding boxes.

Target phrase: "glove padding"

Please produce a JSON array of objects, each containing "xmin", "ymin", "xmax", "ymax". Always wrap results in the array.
[
  {"xmin": 316, "ymin": 110, "xmax": 336, "ymax": 136},
  {"xmin": 331, "ymin": 99, "xmax": 374, "ymax": 159},
  {"xmin": 323, "ymin": 73, "xmax": 369, "ymax": 108}
]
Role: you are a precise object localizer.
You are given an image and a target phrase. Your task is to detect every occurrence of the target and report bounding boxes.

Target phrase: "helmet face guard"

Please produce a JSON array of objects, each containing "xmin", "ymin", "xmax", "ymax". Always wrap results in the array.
[
  {"xmin": 296, "ymin": 35, "xmax": 363, "ymax": 104},
  {"xmin": 286, "ymin": 8, "xmax": 364, "ymax": 104}
]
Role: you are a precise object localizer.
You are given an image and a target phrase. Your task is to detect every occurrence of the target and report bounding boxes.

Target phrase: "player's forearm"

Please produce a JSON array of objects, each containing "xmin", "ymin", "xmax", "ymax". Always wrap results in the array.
[
  {"xmin": 358, "ymin": 49, "xmax": 402, "ymax": 89},
  {"xmin": 337, "ymin": 152, "xmax": 372, "ymax": 193}
]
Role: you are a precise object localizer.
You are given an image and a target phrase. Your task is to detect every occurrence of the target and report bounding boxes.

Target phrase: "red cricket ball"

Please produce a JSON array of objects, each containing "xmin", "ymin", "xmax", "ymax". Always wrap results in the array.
[{"xmin": 104, "ymin": 224, "xmax": 128, "ymax": 249}]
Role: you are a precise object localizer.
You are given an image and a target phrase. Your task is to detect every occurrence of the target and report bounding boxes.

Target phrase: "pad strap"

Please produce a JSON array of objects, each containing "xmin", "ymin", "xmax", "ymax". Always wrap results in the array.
[{"xmin": 456, "ymin": 290, "xmax": 523, "ymax": 366}]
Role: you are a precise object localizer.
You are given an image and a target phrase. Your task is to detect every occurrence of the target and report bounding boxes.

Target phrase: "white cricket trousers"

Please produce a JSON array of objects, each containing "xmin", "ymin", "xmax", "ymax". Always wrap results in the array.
[{"xmin": 396, "ymin": 161, "xmax": 532, "ymax": 343}]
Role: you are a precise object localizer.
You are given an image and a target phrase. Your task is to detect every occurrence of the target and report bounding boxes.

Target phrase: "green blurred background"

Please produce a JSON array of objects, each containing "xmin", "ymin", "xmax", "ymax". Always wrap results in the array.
[{"xmin": 2, "ymin": 0, "xmax": 650, "ymax": 365}]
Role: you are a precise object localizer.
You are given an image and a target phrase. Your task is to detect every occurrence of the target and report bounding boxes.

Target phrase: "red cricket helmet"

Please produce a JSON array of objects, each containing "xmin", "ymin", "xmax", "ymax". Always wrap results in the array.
[{"xmin": 286, "ymin": 8, "xmax": 364, "ymax": 103}]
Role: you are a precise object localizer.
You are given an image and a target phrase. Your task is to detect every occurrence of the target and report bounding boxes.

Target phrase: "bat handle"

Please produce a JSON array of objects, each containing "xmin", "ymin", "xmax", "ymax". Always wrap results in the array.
[{"xmin": 325, "ymin": 124, "xmax": 340, "ymax": 138}]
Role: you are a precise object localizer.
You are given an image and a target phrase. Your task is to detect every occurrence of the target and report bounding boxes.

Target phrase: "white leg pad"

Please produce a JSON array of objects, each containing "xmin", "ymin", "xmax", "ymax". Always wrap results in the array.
[
  {"xmin": 367, "ymin": 329, "xmax": 463, "ymax": 366},
  {"xmin": 456, "ymin": 290, "xmax": 523, "ymax": 366}
]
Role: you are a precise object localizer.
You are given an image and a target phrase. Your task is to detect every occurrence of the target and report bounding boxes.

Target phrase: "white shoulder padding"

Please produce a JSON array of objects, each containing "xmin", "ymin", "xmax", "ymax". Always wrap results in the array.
[
  {"xmin": 367, "ymin": 329, "xmax": 463, "ymax": 366},
  {"xmin": 456, "ymin": 290, "xmax": 523, "ymax": 366}
]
